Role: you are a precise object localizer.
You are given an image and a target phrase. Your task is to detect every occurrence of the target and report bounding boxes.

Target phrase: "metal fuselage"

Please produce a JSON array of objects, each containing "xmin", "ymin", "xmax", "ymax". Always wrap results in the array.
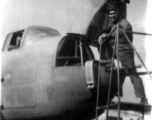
[{"xmin": 1, "ymin": 26, "xmax": 124, "ymax": 120}]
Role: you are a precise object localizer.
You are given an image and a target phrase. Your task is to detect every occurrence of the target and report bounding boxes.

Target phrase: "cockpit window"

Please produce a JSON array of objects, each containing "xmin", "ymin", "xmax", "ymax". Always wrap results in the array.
[
  {"xmin": 56, "ymin": 34, "xmax": 94, "ymax": 66},
  {"xmin": 2, "ymin": 30, "xmax": 24, "ymax": 51}
]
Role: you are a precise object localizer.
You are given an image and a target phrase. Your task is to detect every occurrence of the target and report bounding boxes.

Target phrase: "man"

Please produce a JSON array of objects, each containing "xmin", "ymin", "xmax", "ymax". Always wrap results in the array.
[{"xmin": 98, "ymin": 5, "xmax": 148, "ymax": 104}]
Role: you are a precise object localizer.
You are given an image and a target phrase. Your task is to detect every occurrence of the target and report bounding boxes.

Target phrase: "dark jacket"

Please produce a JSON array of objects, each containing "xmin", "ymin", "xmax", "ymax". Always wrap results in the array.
[
  {"xmin": 108, "ymin": 19, "xmax": 133, "ymax": 51},
  {"xmin": 101, "ymin": 19, "xmax": 134, "ymax": 66}
]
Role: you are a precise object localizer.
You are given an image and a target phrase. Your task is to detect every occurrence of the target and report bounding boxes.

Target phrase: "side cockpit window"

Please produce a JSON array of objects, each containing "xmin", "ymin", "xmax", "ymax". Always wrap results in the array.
[
  {"xmin": 3, "ymin": 30, "xmax": 24, "ymax": 51},
  {"xmin": 56, "ymin": 34, "xmax": 94, "ymax": 67}
]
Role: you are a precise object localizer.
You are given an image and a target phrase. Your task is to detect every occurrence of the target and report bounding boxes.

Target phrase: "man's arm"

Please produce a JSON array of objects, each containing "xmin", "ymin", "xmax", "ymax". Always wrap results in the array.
[
  {"xmin": 119, "ymin": 19, "xmax": 133, "ymax": 42},
  {"xmin": 126, "ymin": 25, "xmax": 133, "ymax": 42}
]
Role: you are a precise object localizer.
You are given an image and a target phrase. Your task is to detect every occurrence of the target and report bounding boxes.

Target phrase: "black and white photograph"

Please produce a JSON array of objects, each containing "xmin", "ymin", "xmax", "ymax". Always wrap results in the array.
[{"xmin": 1, "ymin": 0, "xmax": 152, "ymax": 120}]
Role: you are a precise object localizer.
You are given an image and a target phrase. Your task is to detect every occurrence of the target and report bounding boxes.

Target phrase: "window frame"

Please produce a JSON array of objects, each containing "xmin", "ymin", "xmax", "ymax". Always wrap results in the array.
[
  {"xmin": 56, "ymin": 34, "xmax": 94, "ymax": 67},
  {"xmin": 2, "ymin": 30, "xmax": 24, "ymax": 52}
]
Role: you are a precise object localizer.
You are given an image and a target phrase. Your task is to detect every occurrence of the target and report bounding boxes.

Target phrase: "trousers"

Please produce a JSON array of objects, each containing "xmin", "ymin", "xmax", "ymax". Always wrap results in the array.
[{"xmin": 119, "ymin": 51, "xmax": 146, "ymax": 98}]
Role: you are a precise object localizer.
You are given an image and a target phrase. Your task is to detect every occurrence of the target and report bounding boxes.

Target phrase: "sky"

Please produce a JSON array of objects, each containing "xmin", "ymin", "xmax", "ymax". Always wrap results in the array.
[
  {"xmin": 1, "ymin": 0, "xmax": 105, "ymax": 38},
  {"xmin": 144, "ymin": 1, "xmax": 152, "ymax": 119},
  {"xmin": 1, "ymin": 0, "xmax": 152, "ymax": 119},
  {"xmin": 0, "ymin": 0, "xmax": 150, "ymax": 40},
  {"xmin": 127, "ymin": 0, "xmax": 152, "ymax": 102}
]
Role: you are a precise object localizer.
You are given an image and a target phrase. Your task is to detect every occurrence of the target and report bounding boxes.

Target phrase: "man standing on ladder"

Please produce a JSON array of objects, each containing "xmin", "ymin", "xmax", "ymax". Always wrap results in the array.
[{"xmin": 98, "ymin": 5, "xmax": 148, "ymax": 104}]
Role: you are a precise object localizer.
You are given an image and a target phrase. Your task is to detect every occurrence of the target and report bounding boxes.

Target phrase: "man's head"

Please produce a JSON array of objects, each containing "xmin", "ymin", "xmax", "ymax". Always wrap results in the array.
[{"xmin": 107, "ymin": 6, "xmax": 119, "ymax": 23}]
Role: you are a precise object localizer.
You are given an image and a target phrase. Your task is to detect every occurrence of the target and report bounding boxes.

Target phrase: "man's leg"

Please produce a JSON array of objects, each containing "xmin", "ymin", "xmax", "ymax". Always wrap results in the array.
[
  {"xmin": 130, "ymin": 74, "xmax": 146, "ymax": 98},
  {"xmin": 119, "ymin": 52, "xmax": 148, "ymax": 104},
  {"xmin": 130, "ymin": 73, "xmax": 148, "ymax": 104}
]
